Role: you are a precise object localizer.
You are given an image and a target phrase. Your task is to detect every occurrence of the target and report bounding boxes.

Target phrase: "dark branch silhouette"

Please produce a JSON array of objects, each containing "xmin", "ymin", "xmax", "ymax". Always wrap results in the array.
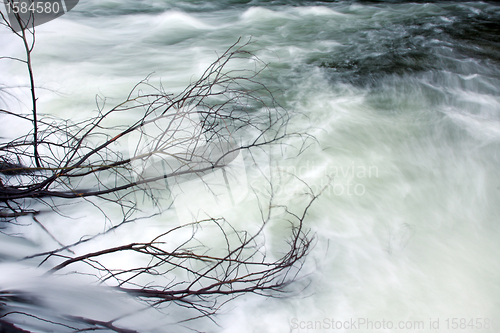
[{"xmin": 0, "ymin": 5, "xmax": 320, "ymax": 332}]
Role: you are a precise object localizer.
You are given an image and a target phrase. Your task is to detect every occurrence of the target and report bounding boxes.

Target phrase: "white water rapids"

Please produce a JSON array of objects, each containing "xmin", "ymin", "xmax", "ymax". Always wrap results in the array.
[{"xmin": 1, "ymin": 1, "xmax": 500, "ymax": 332}]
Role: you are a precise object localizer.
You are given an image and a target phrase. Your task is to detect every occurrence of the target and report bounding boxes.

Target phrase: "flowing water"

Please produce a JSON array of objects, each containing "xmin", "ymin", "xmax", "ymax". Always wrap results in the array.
[{"xmin": 1, "ymin": 1, "xmax": 500, "ymax": 332}]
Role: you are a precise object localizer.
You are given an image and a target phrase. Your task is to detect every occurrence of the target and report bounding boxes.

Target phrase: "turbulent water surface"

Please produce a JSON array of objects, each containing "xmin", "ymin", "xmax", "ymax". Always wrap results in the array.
[{"xmin": 1, "ymin": 1, "xmax": 500, "ymax": 332}]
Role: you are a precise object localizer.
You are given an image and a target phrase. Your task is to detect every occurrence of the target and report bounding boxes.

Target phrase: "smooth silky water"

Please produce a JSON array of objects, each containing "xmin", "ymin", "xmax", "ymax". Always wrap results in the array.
[{"xmin": 1, "ymin": 1, "xmax": 499, "ymax": 332}]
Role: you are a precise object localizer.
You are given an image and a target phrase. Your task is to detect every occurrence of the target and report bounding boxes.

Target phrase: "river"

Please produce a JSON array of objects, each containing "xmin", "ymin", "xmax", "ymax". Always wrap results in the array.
[{"xmin": 1, "ymin": 1, "xmax": 499, "ymax": 332}]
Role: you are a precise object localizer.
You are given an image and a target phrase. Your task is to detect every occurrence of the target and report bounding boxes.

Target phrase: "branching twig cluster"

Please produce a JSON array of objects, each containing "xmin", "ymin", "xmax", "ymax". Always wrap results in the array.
[{"xmin": 0, "ymin": 4, "xmax": 319, "ymax": 332}]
